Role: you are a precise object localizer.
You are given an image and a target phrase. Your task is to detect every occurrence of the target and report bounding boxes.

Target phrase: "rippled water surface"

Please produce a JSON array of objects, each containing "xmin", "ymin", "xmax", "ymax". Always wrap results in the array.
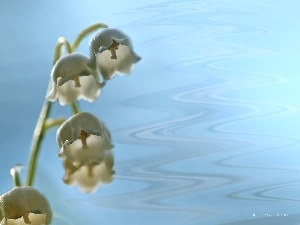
[{"xmin": 1, "ymin": 0, "xmax": 300, "ymax": 224}]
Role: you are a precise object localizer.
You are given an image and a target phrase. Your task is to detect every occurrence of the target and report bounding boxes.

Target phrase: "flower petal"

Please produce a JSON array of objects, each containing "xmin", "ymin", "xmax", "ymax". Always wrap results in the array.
[
  {"xmin": 97, "ymin": 45, "xmax": 141, "ymax": 80},
  {"xmin": 0, "ymin": 187, "xmax": 52, "ymax": 225},
  {"xmin": 77, "ymin": 76, "xmax": 101, "ymax": 102},
  {"xmin": 87, "ymin": 28, "xmax": 141, "ymax": 72},
  {"xmin": 45, "ymin": 82, "xmax": 58, "ymax": 102},
  {"xmin": 114, "ymin": 37, "xmax": 131, "ymax": 46},
  {"xmin": 46, "ymin": 52, "xmax": 101, "ymax": 105},
  {"xmin": 56, "ymin": 112, "xmax": 113, "ymax": 153},
  {"xmin": 56, "ymin": 81, "xmax": 81, "ymax": 105},
  {"xmin": 62, "ymin": 151, "xmax": 114, "ymax": 193}
]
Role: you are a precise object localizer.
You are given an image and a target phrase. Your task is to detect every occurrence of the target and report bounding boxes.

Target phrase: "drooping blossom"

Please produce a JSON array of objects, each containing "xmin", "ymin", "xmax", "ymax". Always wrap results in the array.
[
  {"xmin": 56, "ymin": 112, "xmax": 114, "ymax": 193},
  {"xmin": 46, "ymin": 52, "xmax": 105, "ymax": 105},
  {"xmin": 87, "ymin": 28, "xmax": 141, "ymax": 80},
  {"xmin": 0, "ymin": 186, "xmax": 52, "ymax": 225},
  {"xmin": 61, "ymin": 149, "xmax": 114, "ymax": 193}
]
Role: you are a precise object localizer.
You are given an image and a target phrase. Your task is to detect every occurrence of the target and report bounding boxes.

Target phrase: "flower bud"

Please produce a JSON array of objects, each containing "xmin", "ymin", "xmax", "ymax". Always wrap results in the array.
[
  {"xmin": 87, "ymin": 28, "xmax": 141, "ymax": 80},
  {"xmin": 46, "ymin": 52, "xmax": 105, "ymax": 105},
  {"xmin": 0, "ymin": 186, "xmax": 52, "ymax": 225}
]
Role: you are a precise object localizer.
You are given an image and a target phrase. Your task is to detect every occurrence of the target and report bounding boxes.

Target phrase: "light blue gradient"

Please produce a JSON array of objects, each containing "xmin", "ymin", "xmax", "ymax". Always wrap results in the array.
[{"xmin": 1, "ymin": 0, "xmax": 300, "ymax": 224}]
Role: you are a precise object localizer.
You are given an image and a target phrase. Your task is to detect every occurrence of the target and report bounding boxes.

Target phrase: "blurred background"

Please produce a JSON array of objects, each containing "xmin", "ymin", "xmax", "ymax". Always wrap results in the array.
[{"xmin": 1, "ymin": 0, "xmax": 300, "ymax": 224}]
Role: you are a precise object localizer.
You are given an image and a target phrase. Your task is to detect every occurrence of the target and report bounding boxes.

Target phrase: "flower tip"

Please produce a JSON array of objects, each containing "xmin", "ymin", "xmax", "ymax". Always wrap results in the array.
[
  {"xmin": 108, "ymin": 143, "xmax": 115, "ymax": 150},
  {"xmin": 98, "ymin": 81, "xmax": 106, "ymax": 88},
  {"xmin": 134, "ymin": 53, "xmax": 142, "ymax": 63},
  {"xmin": 57, "ymin": 150, "xmax": 65, "ymax": 158},
  {"xmin": 46, "ymin": 85, "xmax": 57, "ymax": 102}
]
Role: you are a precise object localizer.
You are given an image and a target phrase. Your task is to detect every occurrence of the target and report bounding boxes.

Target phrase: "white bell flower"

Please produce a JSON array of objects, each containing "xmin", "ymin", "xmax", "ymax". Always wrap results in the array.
[
  {"xmin": 46, "ymin": 52, "xmax": 104, "ymax": 105},
  {"xmin": 62, "ymin": 150, "xmax": 114, "ymax": 193},
  {"xmin": 87, "ymin": 28, "xmax": 141, "ymax": 80},
  {"xmin": 0, "ymin": 186, "xmax": 52, "ymax": 225},
  {"xmin": 56, "ymin": 112, "xmax": 114, "ymax": 193}
]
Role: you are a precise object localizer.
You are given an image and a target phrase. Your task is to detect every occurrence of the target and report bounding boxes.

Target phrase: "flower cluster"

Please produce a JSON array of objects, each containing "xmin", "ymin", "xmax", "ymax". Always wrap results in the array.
[
  {"xmin": 46, "ymin": 27, "xmax": 141, "ymax": 192},
  {"xmin": 46, "ymin": 28, "xmax": 141, "ymax": 105},
  {"xmin": 1, "ymin": 24, "xmax": 141, "ymax": 225}
]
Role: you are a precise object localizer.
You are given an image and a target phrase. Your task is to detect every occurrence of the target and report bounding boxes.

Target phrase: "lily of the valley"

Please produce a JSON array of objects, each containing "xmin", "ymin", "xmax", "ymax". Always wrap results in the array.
[
  {"xmin": 46, "ymin": 52, "xmax": 105, "ymax": 105},
  {"xmin": 56, "ymin": 112, "xmax": 114, "ymax": 193},
  {"xmin": 62, "ymin": 149, "xmax": 114, "ymax": 193},
  {"xmin": 87, "ymin": 28, "xmax": 141, "ymax": 80},
  {"xmin": 0, "ymin": 186, "xmax": 52, "ymax": 225}
]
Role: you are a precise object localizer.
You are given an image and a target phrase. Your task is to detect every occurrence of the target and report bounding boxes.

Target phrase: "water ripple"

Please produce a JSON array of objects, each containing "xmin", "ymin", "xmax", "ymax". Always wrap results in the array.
[{"xmin": 76, "ymin": 0, "xmax": 300, "ymax": 223}]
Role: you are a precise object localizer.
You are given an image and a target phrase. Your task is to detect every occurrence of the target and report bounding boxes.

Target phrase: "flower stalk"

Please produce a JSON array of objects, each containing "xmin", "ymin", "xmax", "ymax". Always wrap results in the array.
[
  {"xmin": 10, "ymin": 165, "xmax": 23, "ymax": 187},
  {"xmin": 71, "ymin": 101, "xmax": 80, "ymax": 114},
  {"xmin": 24, "ymin": 23, "xmax": 105, "ymax": 187},
  {"xmin": 53, "ymin": 37, "xmax": 72, "ymax": 64},
  {"xmin": 72, "ymin": 23, "xmax": 108, "ymax": 51},
  {"xmin": 3, "ymin": 21, "xmax": 141, "ymax": 225},
  {"xmin": 44, "ymin": 118, "xmax": 66, "ymax": 130},
  {"xmin": 26, "ymin": 99, "xmax": 52, "ymax": 186}
]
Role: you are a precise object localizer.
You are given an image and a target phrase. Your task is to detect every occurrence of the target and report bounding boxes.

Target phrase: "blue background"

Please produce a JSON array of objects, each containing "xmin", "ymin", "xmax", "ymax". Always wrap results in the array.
[{"xmin": 1, "ymin": 1, "xmax": 300, "ymax": 224}]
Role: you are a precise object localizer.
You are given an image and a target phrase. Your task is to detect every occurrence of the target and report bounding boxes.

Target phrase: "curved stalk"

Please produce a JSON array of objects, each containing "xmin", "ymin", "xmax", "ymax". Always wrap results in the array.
[
  {"xmin": 26, "ymin": 100, "xmax": 52, "ymax": 186},
  {"xmin": 10, "ymin": 165, "xmax": 23, "ymax": 187},
  {"xmin": 53, "ymin": 37, "xmax": 72, "ymax": 64},
  {"xmin": 25, "ymin": 23, "xmax": 101, "ymax": 186},
  {"xmin": 71, "ymin": 101, "xmax": 80, "ymax": 114},
  {"xmin": 44, "ymin": 118, "xmax": 66, "ymax": 130},
  {"xmin": 72, "ymin": 23, "xmax": 108, "ymax": 51}
]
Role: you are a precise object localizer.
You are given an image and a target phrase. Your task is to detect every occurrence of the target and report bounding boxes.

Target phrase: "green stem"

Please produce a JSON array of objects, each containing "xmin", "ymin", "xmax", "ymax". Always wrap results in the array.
[
  {"xmin": 44, "ymin": 118, "xmax": 66, "ymax": 130},
  {"xmin": 71, "ymin": 101, "xmax": 80, "ymax": 114},
  {"xmin": 26, "ymin": 100, "xmax": 52, "ymax": 186},
  {"xmin": 25, "ymin": 23, "xmax": 101, "ymax": 186},
  {"xmin": 53, "ymin": 37, "xmax": 73, "ymax": 64},
  {"xmin": 10, "ymin": 165, "xmax": 23, "ymax": 187},
  {"xmin": 72, "ymin": 23, "xmax": 108, "ymax": 51}
]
